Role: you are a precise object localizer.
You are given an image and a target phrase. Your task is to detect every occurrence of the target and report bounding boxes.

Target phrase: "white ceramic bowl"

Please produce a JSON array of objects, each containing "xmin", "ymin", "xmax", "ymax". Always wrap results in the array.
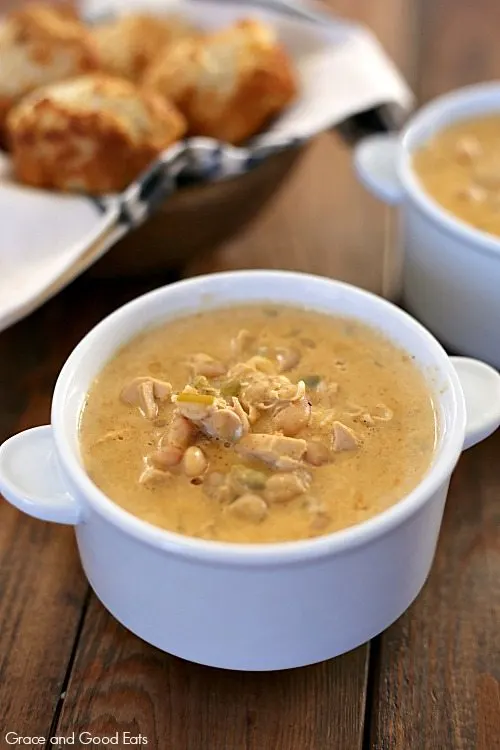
[
  {"xmin": 354, "ymin": 82, "xmax": 500, "ymax": 368},
  {"xmin": 1, "ymin": 271, "xmax": 500, "ymax": 671}
]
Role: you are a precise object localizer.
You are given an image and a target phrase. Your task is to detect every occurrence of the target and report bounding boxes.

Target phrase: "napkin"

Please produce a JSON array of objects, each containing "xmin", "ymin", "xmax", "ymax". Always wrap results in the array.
[{"xmin": 0, "ymin": 0, "xmax": 413, "ymax": 332}]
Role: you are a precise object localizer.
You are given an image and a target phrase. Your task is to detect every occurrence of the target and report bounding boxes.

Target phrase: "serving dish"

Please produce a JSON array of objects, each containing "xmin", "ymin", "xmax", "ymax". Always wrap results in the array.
[
  {"xmin": 354, "ymin": 82, "xmax": 500, "ymax": 368},
  {"xmin": 0, "ymin": 0, "xmax": 413, "ymax": 330},
  {"xmin": 0, "ymin": 271, "xmax": 499, "ymax": 671}
]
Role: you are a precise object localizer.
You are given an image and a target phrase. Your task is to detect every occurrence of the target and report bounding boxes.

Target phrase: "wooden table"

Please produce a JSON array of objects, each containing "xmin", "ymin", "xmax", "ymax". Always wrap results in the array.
[{"xmin": 1, "ymin": 1, "xmax": 499, "ymax": 748}]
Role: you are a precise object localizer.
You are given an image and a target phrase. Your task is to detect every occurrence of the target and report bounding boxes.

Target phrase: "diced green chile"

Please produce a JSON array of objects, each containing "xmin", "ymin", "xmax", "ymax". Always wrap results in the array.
[
  {"xmin": 191, "ymin": 375, "xmax": 218, "ymax": 394},
  {"xmin": 220, "ymin": 378, "xmax": 242, "ymax": 398},
  {"xmin": 230, "ymin": 465, "xmax": 268, "ymax": 492},
  {"xmin": 301, "ymin": 374, "xmax": 322, "ymax": 389}
]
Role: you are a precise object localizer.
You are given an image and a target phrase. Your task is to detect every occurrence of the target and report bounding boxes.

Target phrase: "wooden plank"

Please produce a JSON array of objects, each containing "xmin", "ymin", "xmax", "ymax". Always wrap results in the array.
[
  {"xmin": 55, "ymin": 595, "xmax": 369, "ymax": 750},
  {"xmin": 369, "ymin": 2, "xmax": 500, "ymax": 747},
  {"xmin": 0, "ymin": 302, "xmax": 88, "ymax": 737},
  {"xmin": 369, "ymin": 434, "xmax": 500, "ymax": 750},
  {"xmin": 0, "ymin": 275, "xmax": 169, "ymax": 739},
  {"xmin": 418, "ymin": 0, "xmax": 500, "ymax": 103}
]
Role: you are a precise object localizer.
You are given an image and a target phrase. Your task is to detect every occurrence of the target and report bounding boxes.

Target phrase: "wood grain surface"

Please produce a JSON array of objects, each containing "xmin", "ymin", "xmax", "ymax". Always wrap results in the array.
[
  {"xmin": 369, "ymin": 435, "xmax": 500, "ymax": 750},
  {"xmin": 0, "ymin": 303, "xmax": 88, "ymax": 740},
  {"xmin": 0, "ymin": 1, "xmax": 498, "ymax": 749},
  {"xmin": 0, "ymin": 277, "xmax": 172, "ymax": 741},
  {"xmin": 368, "ymin": 2, "xmax": 500, "ymax": 747},
  {"xmin": 55, "ymin": 596, "xmax": 369, "ymax": 749}
]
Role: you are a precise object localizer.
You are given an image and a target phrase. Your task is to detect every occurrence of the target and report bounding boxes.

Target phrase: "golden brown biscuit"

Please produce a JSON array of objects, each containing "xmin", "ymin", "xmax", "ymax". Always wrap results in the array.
[
  {"xmin": 92, "ymin": 13, "xmax": 199, "ymax": 83},
  {"xmin": 142, "ymin": 18, "xmax": 298, "ymax": 145},
  {"xmin": 7, "ymin": 74, "xmax": 186, "ymax": 194},
  {"xmin": 0, "ymin": 3, "xmax": 99, "ymax": 145}
]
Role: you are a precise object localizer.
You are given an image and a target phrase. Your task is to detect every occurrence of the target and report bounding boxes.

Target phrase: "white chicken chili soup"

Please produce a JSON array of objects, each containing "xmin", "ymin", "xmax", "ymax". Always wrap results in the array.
[{"xmin": 79, "ymin": 304, "xmax": 437, "ymax": 543}]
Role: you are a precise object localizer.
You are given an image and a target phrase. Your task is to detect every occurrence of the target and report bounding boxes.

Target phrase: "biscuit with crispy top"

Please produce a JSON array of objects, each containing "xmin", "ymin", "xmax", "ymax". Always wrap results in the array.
[
  {"xmin": 92, "ymin": 12, "xmax": 199, "ymax": 83},
  {"xmin": 0, "ymin": 3, "xmax": 99, "ymax": 143},
  {"xmin": 7, "ymin": 73, "xmax": 186, "ymax": 193},
  {"xmin": 142, "ymin": 18, "xmax": 298, "ymax": 145}
]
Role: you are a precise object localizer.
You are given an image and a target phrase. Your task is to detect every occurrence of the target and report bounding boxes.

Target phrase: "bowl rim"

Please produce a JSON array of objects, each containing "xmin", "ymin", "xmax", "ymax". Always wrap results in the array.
[
  {"xmin": 52, "ymin": 270, "xmax": 466, "ymax": 565},
  {"xmin": 398, "ymin": 81, "xmax": 500, "ymax": 259}
]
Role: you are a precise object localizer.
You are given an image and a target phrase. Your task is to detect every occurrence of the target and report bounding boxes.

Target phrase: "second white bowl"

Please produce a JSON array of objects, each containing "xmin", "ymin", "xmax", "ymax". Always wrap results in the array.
[{"xmin": 354, "ymin": 82, "xmax": 500, "ymax": 368}]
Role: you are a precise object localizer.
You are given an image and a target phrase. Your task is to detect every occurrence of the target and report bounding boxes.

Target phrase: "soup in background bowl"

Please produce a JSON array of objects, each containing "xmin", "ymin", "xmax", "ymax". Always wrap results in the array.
[
  {"xmin": 354, "ymin": 83, "xmax": 500, "ymax": 368},
  {"xmin": 413, "ymin": 114, "xmax": 500, "ymax": 237},
  {"xmin": 80, "ymin": 304, "xmax": 437, "ymax": 543},
  {"xmin": 0, "ymin": 271, "xmax": 499, "ymax": 670}
]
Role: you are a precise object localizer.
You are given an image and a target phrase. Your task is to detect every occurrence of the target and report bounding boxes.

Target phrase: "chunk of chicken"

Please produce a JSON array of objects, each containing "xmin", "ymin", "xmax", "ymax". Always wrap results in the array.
[
  {"xmin": 175, "ymin": 392, "xmax": 248, "ymax": 443},
  {"xmin": 310, "ymin": 379, "xmax": 338, "ymax": 407},
  {"xmin": 139, "ymin": 466, "xmax": 171, "ymax": 486},
  {"xmin": 264, "ymin": 470, "xmax": 311, "ymax": 503},
  {"xmin": 226, "ymin": 361, "xmax": 263, "ymax": 381},
  {"xmin": 303, "ymin": 496, "xmax": 331, "ymax": 532},
  {"xmin": 473, "ymin": 156, "xmax": 500, "ymax": 190},
  {"xmin": 309, "ymin": 407, "xmax": 336, "ymax": 430},
  {"xmin": 350, "ymin": 412, "xmax": 373, "ymax": 427},
  {"xmin": 235, "ymin": 433, "xmax": 307, "ymax": 470},
  {"xmin": 372, "ymin": 403, "xmax": 394, "ymax": 422},
  {"xmin": 203, "ymin": 471, "xmax": 238, "ymax": 504},
  {"xmin": 239, "ymin": 377, "xmax": 274, "ymax": 409},
  {"xmin": 188, "ymin": 353, "xmax": 226, "ymax": 378},
  {"xmin": 202, "ymin": 407, "xmax": 246, "ymax": 442},
  {"xmin": 239, "ymin": 374, "xmax": 303, "ymax": 413},
  {"xmin": 456, "ymin": 185, "xmax": 486, "ymax": 203},
  {"xmin": 230, "ymin": 329, "xmax": 255, "ymax": 357},
  {"xmin": 231, "ymin": 397, "xmax": 250, "ymax": 435},
  {"xmin": 152, "ymin": 414, "xmax": 197, "ymax": 467},
  {"xmin": 93, "ymin": 428, "xmax": 130, "ymax": 446},
  {"xmin": 272, "ymin": 397, "xmax": 311, "ymax": 436},
  {"xmin": 248, "ymin": 405, "xmax": 260, "ymax": 424},
  {"xmin": 120, "ymin": 376, "xmax": 172, "ymax": 418},
  {"xmin": 305, "ymin": 440, "xmax": 331, "ymax": 466},
  {"xmin": 175, "ymin": 400, "xmax": 214, "ymax": 421},
  {"xmin": 344, "ymin": 402, "xmax": 364, "ymax": 417},
  {"xmin": 332, "ymin": 421, "xmax": 358, "ymax": 452},
  {"xmin": 275, "ymin": 346, "xmax": 301, "ymax": 372},
  {"xmin": 225, "ymin": 494, "xmax": 268, "ymax": 523},
  {"xmin": 455, "ymin": 135, "xmax": 482, "ymax": 163},
  {"xmin": 164, "ymin": 414, "xmax": 196, "ymax": 450},
  {"xmin": 244, "ymin": 355, "xmax": 276, "ymax": 374}
]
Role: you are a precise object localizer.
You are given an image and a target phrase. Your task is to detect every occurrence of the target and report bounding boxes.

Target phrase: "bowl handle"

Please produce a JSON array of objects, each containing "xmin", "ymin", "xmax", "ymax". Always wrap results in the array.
[
  {"xmin": 451, "ymin": 357, "xmax": 500, "ymax": 449},
  {"xmin": 0, "ymin": 425, "xmax": 82, "ymax": 524},
  {"xmin": 353, "ymin": 133, "xmax": 404, "ymax": 205}
]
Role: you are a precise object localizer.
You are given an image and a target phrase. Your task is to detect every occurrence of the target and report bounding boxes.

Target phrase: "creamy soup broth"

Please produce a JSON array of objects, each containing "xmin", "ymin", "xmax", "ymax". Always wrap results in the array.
[
  {"xmin": 79, "ymin": 305, "xmax": 437, "ymax": 543},
  {"xmin": 413, "ymin": 114, "xmax": 500, "ymax": 236}
]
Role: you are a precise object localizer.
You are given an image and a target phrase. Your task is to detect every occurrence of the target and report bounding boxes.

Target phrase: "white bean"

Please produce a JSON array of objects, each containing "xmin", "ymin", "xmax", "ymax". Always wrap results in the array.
[
  {"xmin": 182, "ymin": 446, "xmax": 207, "ymax": 478},
  {"xmin": 455, "ymin": 136, "xmax": 482, "ymax": 162},
  {"xmin": 226, "ymin": 494, "xmax": 268, "ymax": 522},
  {"xmin": 275, "ymin": 347, "xmax": 301, "ymax": 372},
  {"xmin": 151, "ymin": 445, "xmax": 183, "ymax": 469},
  {"xmin": 272, "ymin": 398, "xmax": 311, "ymax": 436},
  {"xmin": 264, "ymin": 471, "xmax": 311, "ymax": 503}
]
